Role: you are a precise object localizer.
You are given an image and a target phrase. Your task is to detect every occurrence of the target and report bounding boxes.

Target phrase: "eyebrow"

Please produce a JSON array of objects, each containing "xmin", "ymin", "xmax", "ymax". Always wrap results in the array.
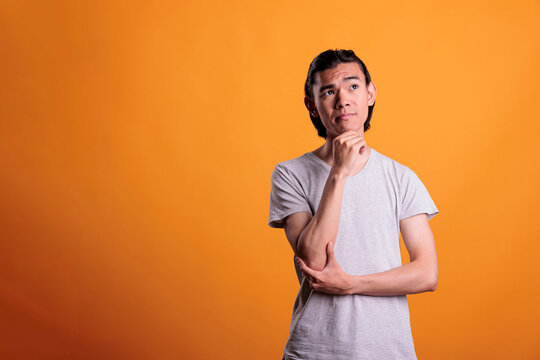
[{"xmin": 319, "ymin": 76, "xmax": 361, "ymax": 93}]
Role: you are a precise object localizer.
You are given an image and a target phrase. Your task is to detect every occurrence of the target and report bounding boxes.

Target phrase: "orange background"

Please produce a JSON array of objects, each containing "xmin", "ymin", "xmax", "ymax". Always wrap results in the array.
[{"xmin": 1, "ymin": 0, "xmax": 539, "ymax": 359}]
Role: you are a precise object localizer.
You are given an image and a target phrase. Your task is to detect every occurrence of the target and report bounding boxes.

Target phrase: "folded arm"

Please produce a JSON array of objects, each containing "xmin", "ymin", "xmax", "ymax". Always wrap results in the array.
[
  {"xmin": 284, "ymin": 170, "xmax": 348, "ymax": 271},
  {"xmin": 296, "ymin": 213, "xmax": 438, "ymax": 296}
]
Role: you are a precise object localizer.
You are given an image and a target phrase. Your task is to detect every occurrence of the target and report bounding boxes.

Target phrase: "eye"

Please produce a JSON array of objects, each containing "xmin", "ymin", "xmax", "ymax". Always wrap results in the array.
[
  {"xmin": 323, "ymin": 90, "xmax": 334, "ymax": 96},
  {"xmin": 350, "ymin": 84, "xmax": 359, "ymax": 90}
]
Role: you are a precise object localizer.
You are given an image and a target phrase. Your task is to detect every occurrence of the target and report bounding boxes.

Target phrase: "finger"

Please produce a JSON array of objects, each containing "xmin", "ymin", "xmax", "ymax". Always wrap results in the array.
[
  {"xmin": 334, "ymin": 129, "xmax": 358, "ymax": 139},
  {"xmin": 340, "ymin": 134, "xmax": 365, "ymax": 149},
  {"xmin": 296, "ymin": 256, "xmax": 317, "ymax": 278},
  {"xmin": 333, "ymin": 134, "xmax": 357, "ymax": 147},
  {"xmin": 358, "ymin": 143, "xmax": 367, "ymax": 155},
  {"xmin": 345, "ymin": 138, "xmax": 365, "ymax": 150},
  {"xmin": 349, "ymin": 136, "xmax": 365, "ymax": 144},
  {"xmin": 349, "ymin": 138, "xmax": 365, "ymax": 150},
  {"xmin": 348, "ymin": 138, "xmax": 366, "ymax": 154},
  {"xmin": 301, "ymin": 268, "xmax": 319, "ymax": 285},
  {"xmin": 303, "ymin": 272, "xmax": 314, "ymax": 286},
  {"xmin": 334, "ymin": 129, "xmax": 363, "ymax": 143}
]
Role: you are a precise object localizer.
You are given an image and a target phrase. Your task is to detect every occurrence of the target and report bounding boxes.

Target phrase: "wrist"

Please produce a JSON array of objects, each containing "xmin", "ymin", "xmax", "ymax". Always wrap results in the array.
[
  {"xmin": 347, "ymin": 275, "xmax": 363, "ymax": 295},
  {"xmin": 329, "ymin": 168, "xmax": 348, "ymax": 182}
]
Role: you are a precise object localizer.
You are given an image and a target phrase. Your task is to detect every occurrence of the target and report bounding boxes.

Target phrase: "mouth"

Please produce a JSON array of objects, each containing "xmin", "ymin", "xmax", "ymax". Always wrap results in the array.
[{"xmin": 336, "ymin": 113, "xmax": 356, "ymax": 121}]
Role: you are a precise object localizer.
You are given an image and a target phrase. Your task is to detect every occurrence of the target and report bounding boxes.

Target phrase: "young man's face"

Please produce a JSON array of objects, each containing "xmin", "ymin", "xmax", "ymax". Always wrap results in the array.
[{"xmin": 305, "ymin": 62, "xmax": 377, "ymax": 139}]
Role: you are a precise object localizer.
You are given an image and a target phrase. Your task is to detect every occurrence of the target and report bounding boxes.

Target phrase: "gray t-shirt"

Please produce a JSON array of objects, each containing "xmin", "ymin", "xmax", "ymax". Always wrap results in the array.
[{"xmin": 268, "ymin": 148, "xmax": 439, "ymax": 360}]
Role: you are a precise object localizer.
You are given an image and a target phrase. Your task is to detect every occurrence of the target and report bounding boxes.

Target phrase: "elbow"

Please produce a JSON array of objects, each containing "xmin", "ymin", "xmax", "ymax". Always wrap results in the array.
[
  {"xmin": 304, "ymin": 258, "xmax": 326, "ymax": 272},
  {"xmin": 417, "ymin": 260, "xmax": 438, "ymax": 292},
  {"xmin": 296, "ymin": 234, "xmax": 326, "ymax": 271},
  {"xmin": 296, "ymin": 245, "xmax": 326, "ymax": 271},
  {"xmin": 428, "ymin": 273, "xmax": 438, "ymax": 292},
  {"xmin": 296, "ymin": 250, "xmax": 326, "ymax": 271}
]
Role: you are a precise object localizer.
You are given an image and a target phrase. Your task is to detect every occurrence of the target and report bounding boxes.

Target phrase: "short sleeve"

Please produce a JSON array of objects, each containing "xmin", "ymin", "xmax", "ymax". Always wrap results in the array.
[
  {"xmin": 399, "ymin": 167, "xmax": 439, "ymax": 221},
  {"xmin": 268, "ymin": 164, "xmax": 312, "ymax": 228}
]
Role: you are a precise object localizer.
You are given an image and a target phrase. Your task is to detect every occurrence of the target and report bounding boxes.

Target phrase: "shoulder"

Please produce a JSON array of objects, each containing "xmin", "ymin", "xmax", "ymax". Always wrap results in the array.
[
  {"xmin": 371, "ymin": 148, "xmax": 413, "ymax": 180},
  {"xmin": 272, "ymin": 152, "xmax": 317, "ymax": 178}
]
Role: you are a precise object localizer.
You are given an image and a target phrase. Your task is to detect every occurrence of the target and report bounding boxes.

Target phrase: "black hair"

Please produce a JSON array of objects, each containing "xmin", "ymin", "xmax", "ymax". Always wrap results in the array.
[{"xmin": 304, "ymin": 49, "xmax": 375, "ymax": 139}]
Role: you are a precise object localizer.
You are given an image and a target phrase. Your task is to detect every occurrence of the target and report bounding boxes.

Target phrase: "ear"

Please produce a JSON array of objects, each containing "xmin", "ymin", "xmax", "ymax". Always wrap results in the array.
[
  {"xmin": 366, "ymin": 82, "xmax": 377, "ymax": 106},
  {"xmin": 304, "ymin": 96, "xmax": 318, "ymax": 117}
]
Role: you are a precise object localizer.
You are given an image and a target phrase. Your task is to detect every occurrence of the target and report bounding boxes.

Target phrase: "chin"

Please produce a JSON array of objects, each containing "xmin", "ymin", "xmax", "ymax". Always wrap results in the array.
[{"xmin": 338, "ymin": 125, "xmax": 363, "ymax": 133}]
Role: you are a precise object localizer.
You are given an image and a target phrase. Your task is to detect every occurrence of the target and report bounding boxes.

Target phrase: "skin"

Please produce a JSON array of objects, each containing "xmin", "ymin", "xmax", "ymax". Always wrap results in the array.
[
  {"xmin": 291, "ymin": 62, "xmax": 376, "ymax": 270},
  {"xmin": 283, "ymin": 62, "xmax": 438, "ymax": 295},
  {"xmin": 296, "ymin": 214, "xmax": 438, "ymax": 295}
]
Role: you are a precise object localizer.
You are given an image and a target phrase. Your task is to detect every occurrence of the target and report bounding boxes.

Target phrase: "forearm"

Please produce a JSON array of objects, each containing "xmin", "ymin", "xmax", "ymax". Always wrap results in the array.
[
  {"xmin": 347, "ymin": 260, "xmax": 438, "ymax": 296},
  {"xmin": 297, "ymin": 169, "xmax": 347, "ymax": 270}
]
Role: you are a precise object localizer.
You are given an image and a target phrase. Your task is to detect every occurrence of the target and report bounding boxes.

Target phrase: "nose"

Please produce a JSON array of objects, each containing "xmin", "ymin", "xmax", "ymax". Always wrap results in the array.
[{"xmin": 334, "ymin": 90, "xmax": 350, "ymax": 109}]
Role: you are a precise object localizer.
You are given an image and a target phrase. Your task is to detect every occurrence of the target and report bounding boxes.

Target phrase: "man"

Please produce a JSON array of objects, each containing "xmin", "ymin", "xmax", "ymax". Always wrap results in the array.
[{"xmin": 268, "ymin": 49, "xmax": 439, "ymax": 360}]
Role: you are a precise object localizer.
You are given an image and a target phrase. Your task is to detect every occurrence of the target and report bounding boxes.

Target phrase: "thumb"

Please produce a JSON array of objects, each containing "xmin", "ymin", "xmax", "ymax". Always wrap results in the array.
[
  {"xmin": 296, "ymin": 256, "xmax": 316, "ymax": 278},
  {"xmin": 359, "ymin": 144, "xmax": 366, "ymax": 155}
]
